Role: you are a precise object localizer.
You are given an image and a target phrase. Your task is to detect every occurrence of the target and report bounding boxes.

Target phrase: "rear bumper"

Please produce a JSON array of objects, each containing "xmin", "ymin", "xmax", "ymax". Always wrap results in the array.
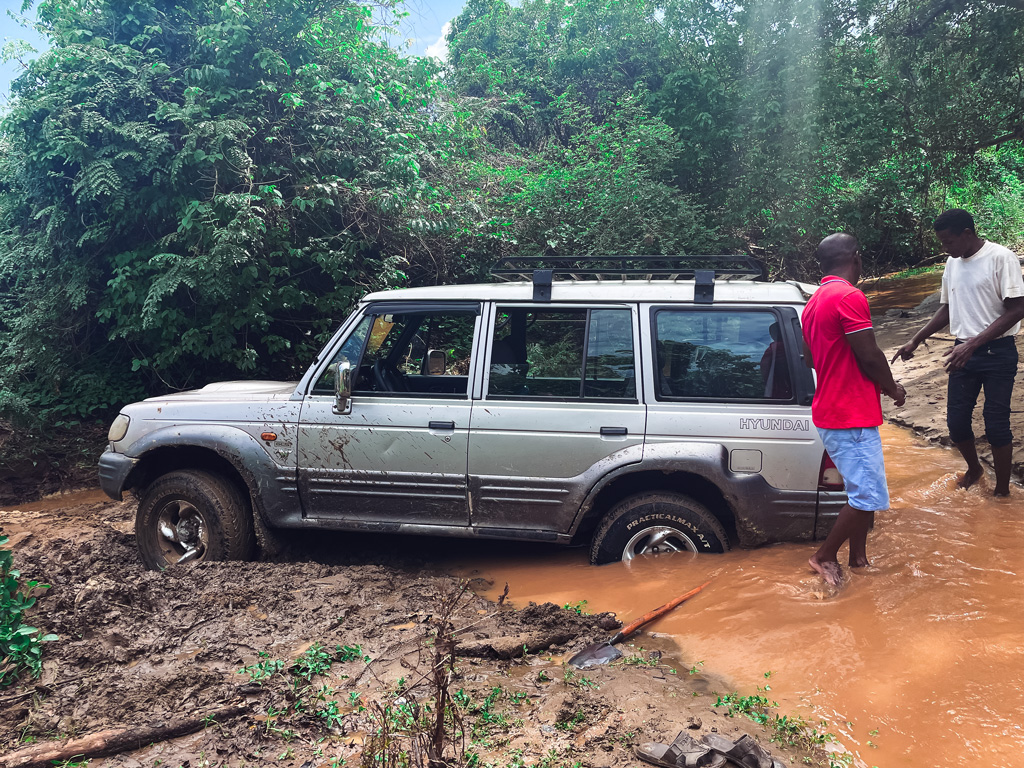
[{"xmin": 98, "ymin": 451, "xmax": 137, "ymax": 501}]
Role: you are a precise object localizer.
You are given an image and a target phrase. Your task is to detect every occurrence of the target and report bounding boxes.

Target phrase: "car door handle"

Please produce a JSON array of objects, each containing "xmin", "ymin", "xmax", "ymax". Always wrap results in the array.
[
  {"xmin": 429, "ymin": 421, "xmax": 456, "ymax": 430},
  {"xmin": 600, "ymin": 427, "xmax": 628, "ymax": 436}
]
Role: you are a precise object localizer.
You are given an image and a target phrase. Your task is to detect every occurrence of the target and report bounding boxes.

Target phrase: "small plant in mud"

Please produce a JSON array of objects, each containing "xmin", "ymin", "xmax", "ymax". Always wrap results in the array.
[
  {"xmin": 0, "ymin": 534, "xmax": 57, "ymax": 687},
  {"xmin": 620, "ymin": 648, "xmax": 660, "ymax": 667},
  {"xmin": 561, "ymin": 664, "xmax": 599, "ymax": 690},
  {"xmin": 716, "ymin": 682, "xmax": 844, "ymax": 766},
  {"xmin": 337, "ymin": 643, "xmax": 370, "ymax": 663},
  {"xmin": 715, "ymin": 690, "xmax": 774, "ymax": 725},
  {"xmin": 238, "ymin": 651, "xmax": 285, "ymax": 684},
  {"xmin": 561, "ymin": 599, "xmax": 589, "ymax": 615},
  {"xmin": 360, "ymin": 581, "xmax": 473, "ymax": 767},
  {"xmin": 555, "ymin": 709, "xmax": 587, "ymax": 731}
]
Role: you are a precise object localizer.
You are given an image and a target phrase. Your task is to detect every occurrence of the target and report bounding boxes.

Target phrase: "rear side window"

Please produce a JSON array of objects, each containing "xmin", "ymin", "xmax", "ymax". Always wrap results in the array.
[
  {"xmin": 488, "ymin": 307, "xmax": 636, "ymax": 401},
  {"xmin": 653, "ymin": 309, "xmax": 792, "ymax": 401}
]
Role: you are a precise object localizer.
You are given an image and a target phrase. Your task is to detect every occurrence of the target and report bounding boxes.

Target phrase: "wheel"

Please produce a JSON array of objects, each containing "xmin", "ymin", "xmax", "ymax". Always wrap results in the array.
[
  {"xmin": 136, "ymin": 470, "xmax": 256, "ymax": 570},
  {"xmin": 589, "ymin": 492, "xmax": 730, "ymax": 565}
]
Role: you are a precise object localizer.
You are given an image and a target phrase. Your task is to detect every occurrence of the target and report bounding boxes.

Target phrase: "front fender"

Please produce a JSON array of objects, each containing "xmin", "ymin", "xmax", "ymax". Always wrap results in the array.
[{"xmin": 123, "ymin": 424, "xmax": 300, "ymax": 526}]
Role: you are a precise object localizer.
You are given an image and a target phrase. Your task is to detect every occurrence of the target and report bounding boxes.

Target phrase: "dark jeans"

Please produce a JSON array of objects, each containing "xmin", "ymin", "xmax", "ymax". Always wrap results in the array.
[{"xmin": 947, "ymin": 336, "xmax": 1019, "ymax": 447}]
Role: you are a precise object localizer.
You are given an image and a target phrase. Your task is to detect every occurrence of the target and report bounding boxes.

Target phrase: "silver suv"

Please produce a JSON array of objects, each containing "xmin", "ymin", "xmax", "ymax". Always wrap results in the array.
[{"xmin": 99, "ymin": 257, "xmax": 846, "ymax": 570}]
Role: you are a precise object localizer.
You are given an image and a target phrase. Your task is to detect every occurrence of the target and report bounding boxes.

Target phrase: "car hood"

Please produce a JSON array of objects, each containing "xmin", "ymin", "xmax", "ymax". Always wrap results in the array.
[{"xmin": 143, "ymin": 381, "xmax": 299, "ymax": 402}]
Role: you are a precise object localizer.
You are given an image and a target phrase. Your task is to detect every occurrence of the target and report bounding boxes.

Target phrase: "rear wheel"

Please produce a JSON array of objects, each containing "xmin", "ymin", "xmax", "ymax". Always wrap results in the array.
[
  {"xmin": 136, "ymin": 470, "xmax": 255, "ymax": 570},
  {"xmin": 589, "ymin": 492, "xmax": 730, "ymax": 565}
]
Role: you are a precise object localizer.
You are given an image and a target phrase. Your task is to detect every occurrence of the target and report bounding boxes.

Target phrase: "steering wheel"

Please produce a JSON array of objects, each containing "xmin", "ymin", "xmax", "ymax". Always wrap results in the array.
[{"xmin": 372, "ymin": 359, "xmax": 407, "ymax": 393}]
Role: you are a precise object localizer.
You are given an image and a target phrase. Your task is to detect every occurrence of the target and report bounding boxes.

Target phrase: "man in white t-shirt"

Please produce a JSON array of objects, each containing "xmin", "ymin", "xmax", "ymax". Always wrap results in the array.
[{"xmin": 892, "ymin": 209, "xmax": 1024, "ymax": 496}]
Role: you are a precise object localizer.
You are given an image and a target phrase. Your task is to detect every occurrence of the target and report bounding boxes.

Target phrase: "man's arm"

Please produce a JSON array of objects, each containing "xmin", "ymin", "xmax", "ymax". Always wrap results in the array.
[
  {"xmin": 890, "ymin": 303, "xmax": 950, "ymax": 363},
  {"xmin": 847, "ymin": 329, "xmax": 907, "ymax": 406},
  {"xmin": 941, "ymin": 296, "xmax": 1024, "ymax": 371}
]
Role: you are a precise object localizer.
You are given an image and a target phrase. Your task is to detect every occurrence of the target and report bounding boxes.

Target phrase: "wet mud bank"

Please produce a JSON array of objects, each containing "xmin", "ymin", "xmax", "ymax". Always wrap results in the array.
[{"xmin": 0, "ymin": 496, "xmax": 821, "ymax": 768}]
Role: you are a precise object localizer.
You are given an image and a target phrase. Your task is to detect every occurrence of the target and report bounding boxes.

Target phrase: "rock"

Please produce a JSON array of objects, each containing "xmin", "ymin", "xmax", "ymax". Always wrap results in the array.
[{"xmin": 687, "ymin": 716, "xmax": 702, "ymax": 729}]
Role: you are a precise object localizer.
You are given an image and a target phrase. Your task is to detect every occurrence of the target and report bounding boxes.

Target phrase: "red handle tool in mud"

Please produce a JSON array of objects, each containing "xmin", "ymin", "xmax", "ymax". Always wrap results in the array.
[{"xmin": 568, "ymin": 580, "xmax": 712, "ymax": 668}]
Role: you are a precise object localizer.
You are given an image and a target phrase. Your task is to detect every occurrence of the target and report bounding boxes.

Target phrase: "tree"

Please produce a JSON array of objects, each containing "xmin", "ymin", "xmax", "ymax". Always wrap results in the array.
[{"xmin": 0, "ymin": 0, "xmax": 474, "ymax": 420}]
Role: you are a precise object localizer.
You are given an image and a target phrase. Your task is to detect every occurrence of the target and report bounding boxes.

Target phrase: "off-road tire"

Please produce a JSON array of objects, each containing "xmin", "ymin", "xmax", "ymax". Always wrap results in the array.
[
  {"xmin": 589, "ymin": 492, "xmax": 730, "ymax": 565},
  {"xmin": 136, "ymin": 470, "xmax": 256, "ymax": 570}
]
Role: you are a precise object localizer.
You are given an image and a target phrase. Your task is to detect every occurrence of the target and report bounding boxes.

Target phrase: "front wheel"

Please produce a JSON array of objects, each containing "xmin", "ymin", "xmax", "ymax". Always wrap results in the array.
[
  {"xmin": 589, "ymin": 492, "xmax": 730, "ymax": 565},
  {"xmin": 136, "ymin": 470, "xmax": 256, "ymax": 570}
]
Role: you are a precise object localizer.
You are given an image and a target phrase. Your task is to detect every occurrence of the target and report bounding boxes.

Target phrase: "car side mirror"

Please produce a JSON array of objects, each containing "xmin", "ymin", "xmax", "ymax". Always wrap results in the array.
[
  {"xmin": 331, "ymin": 359, "xmax": 353, "ymax": 414},
  {"xmin": 426, "ymin": 349, "xmax": 447, "ymax": 376}
]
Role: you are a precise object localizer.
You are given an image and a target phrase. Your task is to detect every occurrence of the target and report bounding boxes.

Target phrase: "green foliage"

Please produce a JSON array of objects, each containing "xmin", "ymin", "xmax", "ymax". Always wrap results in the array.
[
  {"xmin": 0, "ymin": 534, "xmax": 57, "ymax": 687},
  {"xmin": 0, "ymin": 0, "xmax": 1022, "ymax": 438},
  {"xmin": 238, "ymin": 650, "xmax": 285, "ymax": 684},
  {"xmin": 0, "ymin": 0, "xmax": 485, "ymax": 428}
]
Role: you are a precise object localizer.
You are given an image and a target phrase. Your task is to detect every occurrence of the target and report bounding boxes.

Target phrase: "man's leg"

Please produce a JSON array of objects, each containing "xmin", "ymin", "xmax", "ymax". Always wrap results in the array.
[
  {"xmin": 947, "ymin": 364, "xmax": 984, "ymax": 489},
  {"xmin": 809, "ymin": 504, "xmax": 873, "ymax": 587},
  {"xmin": 848, "ymin": 510, "xmax": 874, "ymax": 568},
  {"xmin": 992, "ymin": 444, "xmax": 1013, "ymax": 497},
  {"xmin": 981, "ymin": 341, "xmax": 1018, "ymax": 496}
]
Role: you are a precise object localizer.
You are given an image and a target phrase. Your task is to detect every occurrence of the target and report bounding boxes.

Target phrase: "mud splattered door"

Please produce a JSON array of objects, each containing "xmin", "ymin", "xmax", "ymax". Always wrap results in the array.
[{"xmin": 296, "ymin": 306, "xmax": 480, "ymax": 525}]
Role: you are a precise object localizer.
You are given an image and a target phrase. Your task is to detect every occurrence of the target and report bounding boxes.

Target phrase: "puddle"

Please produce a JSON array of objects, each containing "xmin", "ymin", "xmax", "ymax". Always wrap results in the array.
[{"xmin": 451, "ymin": 424, "xmax": 1024, "ymax": 767}]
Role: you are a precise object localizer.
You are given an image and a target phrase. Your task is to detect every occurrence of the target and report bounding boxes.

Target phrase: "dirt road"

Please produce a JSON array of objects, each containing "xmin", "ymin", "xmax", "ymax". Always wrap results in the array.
[
  {"xmin": 0, "ymin": 494, "xmax": 821, "ymax": 768},
  {"xmin": 871, "ymin": 289, "xmax": 1024, "ymax": 484}
]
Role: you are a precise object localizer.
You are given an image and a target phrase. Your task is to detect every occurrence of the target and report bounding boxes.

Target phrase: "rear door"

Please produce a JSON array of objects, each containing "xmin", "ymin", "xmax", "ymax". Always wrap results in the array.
[
  {"xmin": 643, "ymin": 304, "xmax": 820, "ymax": 540},
  {"xmin": 467, "ymin": 304, "xmax": 645, "ymax": 533}
]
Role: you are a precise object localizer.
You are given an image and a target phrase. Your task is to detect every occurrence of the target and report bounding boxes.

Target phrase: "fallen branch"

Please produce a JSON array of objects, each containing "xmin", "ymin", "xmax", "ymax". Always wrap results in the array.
[{"xmin": 0, "ymin": 702, "xmax": 248, "ymax": 768}]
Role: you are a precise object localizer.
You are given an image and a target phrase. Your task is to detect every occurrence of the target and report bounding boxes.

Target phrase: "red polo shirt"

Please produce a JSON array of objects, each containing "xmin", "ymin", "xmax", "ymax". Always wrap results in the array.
[{"xmin": 801, "ymin": 276, "xmax": 882, "ymax": 429}]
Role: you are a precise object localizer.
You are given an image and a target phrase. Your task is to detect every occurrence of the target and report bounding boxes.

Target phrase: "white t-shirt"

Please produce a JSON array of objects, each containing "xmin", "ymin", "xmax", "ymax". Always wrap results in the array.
[{"xmin": 940, "ymin": 240, "xmax": 1024, "ymax": 340}]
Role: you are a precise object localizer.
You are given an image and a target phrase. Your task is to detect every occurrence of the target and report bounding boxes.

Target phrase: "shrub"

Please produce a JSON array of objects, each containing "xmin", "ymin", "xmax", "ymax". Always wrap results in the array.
[{"xmin": 0, "ymin": 534, "xmax": 56, "ymax": 687}]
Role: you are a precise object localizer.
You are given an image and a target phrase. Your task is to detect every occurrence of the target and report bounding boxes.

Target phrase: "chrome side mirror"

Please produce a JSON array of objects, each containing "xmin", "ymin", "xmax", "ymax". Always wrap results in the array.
[{"xmin": 331, "ymin": 359, "xmax": 353, "ymax": 414}]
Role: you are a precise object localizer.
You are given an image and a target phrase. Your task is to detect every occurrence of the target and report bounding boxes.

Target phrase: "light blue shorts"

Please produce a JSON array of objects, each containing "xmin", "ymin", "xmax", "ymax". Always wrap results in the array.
[{"xmin": 817, "ymin": 426, "xmax": 890, "ymax": 512}]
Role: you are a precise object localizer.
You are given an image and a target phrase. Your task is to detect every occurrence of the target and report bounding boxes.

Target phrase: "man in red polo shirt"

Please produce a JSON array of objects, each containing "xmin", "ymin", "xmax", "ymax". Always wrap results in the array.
[{"xmin": 802, "ymin": 233, "xmax": 907, "ymax": 587}]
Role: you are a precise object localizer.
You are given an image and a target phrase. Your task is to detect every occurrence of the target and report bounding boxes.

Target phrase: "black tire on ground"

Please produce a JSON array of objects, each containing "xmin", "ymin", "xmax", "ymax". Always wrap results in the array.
[
  {"xmin": 589, "ymin": 491, "xmax": 730, "ymax": 565},
  {"xmin": 136, "ymin": 470, "xmax": 256, "ymax": 570}
]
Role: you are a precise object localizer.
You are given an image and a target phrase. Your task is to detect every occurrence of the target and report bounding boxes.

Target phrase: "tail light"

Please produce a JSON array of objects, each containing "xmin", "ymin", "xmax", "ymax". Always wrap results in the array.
[{"xmin": 818, "ymin": 451, "xmax": 844, "ymax": 490}]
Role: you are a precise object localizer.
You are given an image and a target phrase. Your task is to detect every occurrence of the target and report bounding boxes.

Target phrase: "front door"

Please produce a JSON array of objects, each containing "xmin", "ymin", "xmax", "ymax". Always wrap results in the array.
[
  {"xmin": 297, "ymin": 304, "xmax": 480, "ymax": 525},
  {"xmin": 468, "ymin": 304, "xmax": 646, "ymax": 533}
]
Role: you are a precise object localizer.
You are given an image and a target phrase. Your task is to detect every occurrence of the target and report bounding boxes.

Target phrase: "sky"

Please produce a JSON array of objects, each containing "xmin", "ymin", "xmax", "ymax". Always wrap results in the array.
[{"xmin": 0, "ymin": 0, "xmax": 466, "ymax": 102}]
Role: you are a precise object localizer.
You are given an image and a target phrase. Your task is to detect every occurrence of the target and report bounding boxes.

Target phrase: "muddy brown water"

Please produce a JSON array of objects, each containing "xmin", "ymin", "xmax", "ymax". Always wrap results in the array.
[{"xmin": 454, "ymin": 424, "xmax": 1024, "ymax": 768}]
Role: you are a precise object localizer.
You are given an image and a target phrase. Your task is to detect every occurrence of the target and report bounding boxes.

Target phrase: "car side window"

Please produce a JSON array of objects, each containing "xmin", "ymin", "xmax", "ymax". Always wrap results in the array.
[
  {"xmin": 356, "ymin": 311, "xmax": 477, "ymax": 398},
  {"xmin": 488, "ymin": 307, "xmax": 636, "ymax": 400},
  {"xmin": 653, "ymin": 309, "xmax": 792, "ymax": 401},
  {"xmin": 312, "ymin": 315, "xmax": 373, "ymax": 394}
]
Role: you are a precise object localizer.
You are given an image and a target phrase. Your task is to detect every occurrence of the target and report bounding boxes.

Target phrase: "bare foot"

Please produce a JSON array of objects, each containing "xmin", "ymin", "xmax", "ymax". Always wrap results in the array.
[
  {"xmin": 849, "ymin": 557, "xmax": 871, "ymax": 568},
  {"xmin": 957, "ymin": 466, "xmax": 984, "ymax": 490},
  {"xmin": 808, "ymin": 557, "xmax": 844, "ymax": 588}
]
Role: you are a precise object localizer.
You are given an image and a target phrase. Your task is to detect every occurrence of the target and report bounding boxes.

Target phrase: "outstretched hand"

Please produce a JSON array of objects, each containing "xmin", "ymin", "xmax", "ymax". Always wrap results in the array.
[{"xmin": 890, "ymin": 342, "xmax": 919, "ymax": 364}]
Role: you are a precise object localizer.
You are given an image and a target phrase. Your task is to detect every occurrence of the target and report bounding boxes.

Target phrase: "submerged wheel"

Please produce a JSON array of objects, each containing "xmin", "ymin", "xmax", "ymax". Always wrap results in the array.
[
  {"xmin": 589, "ymin": 492, "xmax": 730, "ymax": 565},
  {"xmin": 136, "ymin": 470, "xmax": 255, "ymax": 570}
]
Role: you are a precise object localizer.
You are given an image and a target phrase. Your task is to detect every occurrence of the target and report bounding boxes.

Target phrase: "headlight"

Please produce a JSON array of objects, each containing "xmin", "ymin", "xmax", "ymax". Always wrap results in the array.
[{"xmin": 108, "ymin": 414, "xmax": 130, "ymax": 443}]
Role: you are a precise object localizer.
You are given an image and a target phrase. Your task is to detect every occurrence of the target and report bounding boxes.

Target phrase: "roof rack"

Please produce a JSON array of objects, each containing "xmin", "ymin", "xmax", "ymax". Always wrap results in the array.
[{"xmin": 490, "ymin": 255, "xmax": 768, "ymax": 283}]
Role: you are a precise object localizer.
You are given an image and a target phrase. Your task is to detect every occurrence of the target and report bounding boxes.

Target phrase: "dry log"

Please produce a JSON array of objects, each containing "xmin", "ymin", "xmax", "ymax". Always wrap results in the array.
[{"xmin": 0, "ymin": 702, "xmax": 248, "ymax": 768}]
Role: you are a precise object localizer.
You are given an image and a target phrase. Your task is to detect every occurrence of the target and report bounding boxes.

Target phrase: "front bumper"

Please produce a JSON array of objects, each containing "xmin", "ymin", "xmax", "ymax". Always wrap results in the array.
[{"xmin": 98, "ymin": 450, "xmax": 137, "ymax": 501}]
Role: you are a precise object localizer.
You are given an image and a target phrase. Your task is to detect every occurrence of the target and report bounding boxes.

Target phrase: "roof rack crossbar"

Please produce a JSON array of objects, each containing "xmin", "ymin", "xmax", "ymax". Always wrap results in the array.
[{"xmin": 490, "ymin": 255, "xmax": 767, "ymax": 283}]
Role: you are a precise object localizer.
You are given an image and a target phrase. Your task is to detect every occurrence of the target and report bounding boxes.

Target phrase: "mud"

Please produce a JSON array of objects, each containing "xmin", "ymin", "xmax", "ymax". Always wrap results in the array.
[{"xmin": 0, "ymin": 495, "xmax": 819, "ymax": 767}]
